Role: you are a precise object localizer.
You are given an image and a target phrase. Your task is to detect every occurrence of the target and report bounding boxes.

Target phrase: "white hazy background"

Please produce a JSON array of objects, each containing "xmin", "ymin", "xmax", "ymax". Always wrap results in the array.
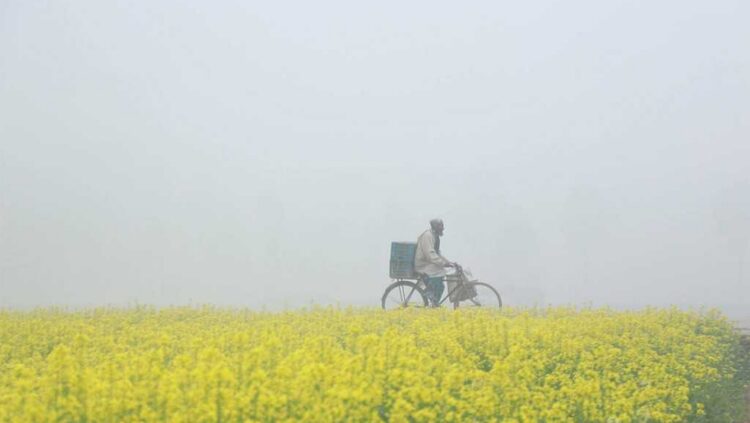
[{"xmin": 1, "ymin": 1, "xmax": 749, "ymax": 321}]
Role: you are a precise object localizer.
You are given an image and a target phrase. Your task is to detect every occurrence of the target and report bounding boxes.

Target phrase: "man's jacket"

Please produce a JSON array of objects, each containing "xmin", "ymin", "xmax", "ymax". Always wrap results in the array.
[{"xmin": 414, "ymin": 229, "xmax": 451, "ymax": 277}]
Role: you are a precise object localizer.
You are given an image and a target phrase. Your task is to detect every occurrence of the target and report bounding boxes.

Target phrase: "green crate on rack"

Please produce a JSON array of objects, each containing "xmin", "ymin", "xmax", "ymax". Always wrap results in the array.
[{"xmin": 390, "ymin": 242, "xmax": 417, "ymax": 279}]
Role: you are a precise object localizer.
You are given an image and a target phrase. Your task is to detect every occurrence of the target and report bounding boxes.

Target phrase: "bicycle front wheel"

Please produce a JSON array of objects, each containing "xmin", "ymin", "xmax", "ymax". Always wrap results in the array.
[
  {"xmin": 453, "ymin": 282, "xmax": 502, "ymax": 309},
  {"xmin": 381, "ymin": 280, "xmax": 429, "ymax": 310}
]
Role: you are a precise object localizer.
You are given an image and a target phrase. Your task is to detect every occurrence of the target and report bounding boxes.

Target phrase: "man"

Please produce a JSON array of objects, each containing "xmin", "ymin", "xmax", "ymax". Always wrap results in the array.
[{"xmin": 414, "ymin": 218, "xmax": 455, "ymax": 306}]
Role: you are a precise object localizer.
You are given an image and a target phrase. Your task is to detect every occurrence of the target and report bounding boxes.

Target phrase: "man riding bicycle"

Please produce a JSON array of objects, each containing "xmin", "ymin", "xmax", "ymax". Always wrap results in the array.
[{"xmin": 414, "ymin": 218, "xmax": 456, "ymax": 306}]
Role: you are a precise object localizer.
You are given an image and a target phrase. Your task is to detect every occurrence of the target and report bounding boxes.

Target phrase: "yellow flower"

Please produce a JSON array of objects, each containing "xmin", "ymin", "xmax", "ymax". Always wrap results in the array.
[{"xmin": 0, "ymin": 306, "xmax": 746, "ymax": 422}]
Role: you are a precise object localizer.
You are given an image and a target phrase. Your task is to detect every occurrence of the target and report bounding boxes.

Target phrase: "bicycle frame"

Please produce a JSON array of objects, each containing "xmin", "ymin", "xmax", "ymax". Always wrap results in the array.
[
  {"xmin": 437, "ymin": 268, "xmax": 470, "ymax": 306},
  {"xmin": 391, "ymin": 279, "xmax": 463, "ymax": 307},
  {"xmin": 438, "ymin": 280, "xmax": 466, "ymax": 306},
  {"xmin": 416, "ymin": 267, "xmax": 469, "ymax": 306}
]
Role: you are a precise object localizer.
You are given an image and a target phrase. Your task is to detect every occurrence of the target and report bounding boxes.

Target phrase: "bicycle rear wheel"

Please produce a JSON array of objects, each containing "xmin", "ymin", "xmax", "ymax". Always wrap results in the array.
[
  {"xmin": 381, "ymin": 280, "xmax": 429, "ymax": 310},
  {"xmin": 453, "ymin": 282, "xmax": 502, "ymax": 309}
]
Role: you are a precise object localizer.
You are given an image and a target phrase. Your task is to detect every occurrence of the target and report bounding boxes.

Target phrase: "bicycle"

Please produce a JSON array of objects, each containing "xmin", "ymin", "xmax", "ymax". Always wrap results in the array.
[{"xmin": 381, "ymin": 244, "xmax": 502, "ymax": 310}]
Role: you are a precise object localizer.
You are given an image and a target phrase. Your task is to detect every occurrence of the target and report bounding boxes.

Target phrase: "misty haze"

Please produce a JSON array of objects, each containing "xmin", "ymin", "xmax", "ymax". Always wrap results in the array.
[{"xmin": 2, "ymin": 1, "xmax": 748, "ymax": 320}]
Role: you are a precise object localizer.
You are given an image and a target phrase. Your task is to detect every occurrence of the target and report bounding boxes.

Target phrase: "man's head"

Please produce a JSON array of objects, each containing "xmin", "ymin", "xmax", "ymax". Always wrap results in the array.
[{"xmin": 430, "ymin": 218, "xmax": 444, "ymax": 236}]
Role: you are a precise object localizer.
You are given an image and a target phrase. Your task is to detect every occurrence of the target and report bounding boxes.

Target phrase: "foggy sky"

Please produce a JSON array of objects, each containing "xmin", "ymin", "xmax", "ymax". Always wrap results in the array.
[{"xmin": 1, "ymin": 1, "xmax": 749, "ymax": 318}]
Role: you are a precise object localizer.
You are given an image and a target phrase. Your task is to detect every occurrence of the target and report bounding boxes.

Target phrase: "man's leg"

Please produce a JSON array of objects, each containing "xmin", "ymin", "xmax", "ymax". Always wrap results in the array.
[{"xmin": 426, "ymin": 276, "xmax": 445, "ymax": 306}]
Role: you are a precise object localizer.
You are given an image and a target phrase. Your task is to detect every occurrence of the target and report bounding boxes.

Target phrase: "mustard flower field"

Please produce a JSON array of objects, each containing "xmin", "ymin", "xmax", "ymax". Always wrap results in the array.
[{"xmin": 1, "ymin": 307, "xmax": 748, "ymax": 422}]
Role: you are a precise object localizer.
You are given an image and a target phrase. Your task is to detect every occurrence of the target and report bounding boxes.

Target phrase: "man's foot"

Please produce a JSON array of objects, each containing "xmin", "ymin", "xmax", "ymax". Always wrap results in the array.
[{"xmin": 427, "ymin": 296, "xmax": 440, "ymax": 307}]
